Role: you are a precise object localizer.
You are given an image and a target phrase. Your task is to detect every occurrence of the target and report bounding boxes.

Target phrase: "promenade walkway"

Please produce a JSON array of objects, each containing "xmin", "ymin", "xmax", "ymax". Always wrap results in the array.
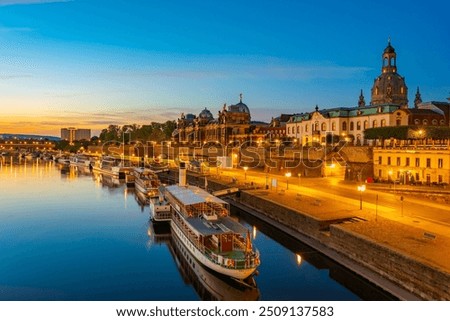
[{"xmin": 211, "ymin": 168, "xmax": 450, "ymax": 274}]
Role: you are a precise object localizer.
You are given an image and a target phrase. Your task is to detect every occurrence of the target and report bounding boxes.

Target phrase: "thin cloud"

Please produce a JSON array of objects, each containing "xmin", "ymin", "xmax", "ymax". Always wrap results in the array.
[
  {"xmin": 0, "ymin": 74, "xmax": 32, "ymax": 79},
  {"xmin": 0, "ymin": 0, "xmax": 71, "ymax": 6}
]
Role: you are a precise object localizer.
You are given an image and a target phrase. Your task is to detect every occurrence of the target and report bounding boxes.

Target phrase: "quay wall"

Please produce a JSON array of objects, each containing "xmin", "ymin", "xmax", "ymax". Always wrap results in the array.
[
  {"xmin": 181, "ymin": 171, "xmax": 449, "ymax": 300},
  {"xmin": 329, "ymin": 225, "xmax": 450, "ymax": 301}
]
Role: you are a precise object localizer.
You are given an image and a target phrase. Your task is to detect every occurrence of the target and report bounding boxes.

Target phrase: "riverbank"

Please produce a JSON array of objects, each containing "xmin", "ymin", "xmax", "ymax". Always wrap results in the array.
[{"xmin": 178, "ymin": 170, "xmax": 450, "ymax": 300}]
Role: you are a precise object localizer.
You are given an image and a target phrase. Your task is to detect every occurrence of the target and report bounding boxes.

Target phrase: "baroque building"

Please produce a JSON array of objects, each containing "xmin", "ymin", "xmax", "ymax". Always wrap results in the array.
[
  {"xmin": 175, "ymin": 94, "xmax": 264, "ymax": 147},
  {"xmin": 286, "ymin": 41, "xmax": 446, "ymax": 146}
]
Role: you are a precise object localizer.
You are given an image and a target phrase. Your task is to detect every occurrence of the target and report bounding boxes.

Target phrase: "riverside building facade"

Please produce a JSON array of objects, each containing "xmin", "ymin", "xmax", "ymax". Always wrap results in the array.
[{"xmin": 286, "ymin": 41, "xmax": 445, "ymax": 146}]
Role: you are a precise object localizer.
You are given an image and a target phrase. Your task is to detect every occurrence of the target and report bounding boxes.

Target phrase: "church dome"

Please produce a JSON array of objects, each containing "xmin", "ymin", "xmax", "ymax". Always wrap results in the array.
[
  {"xmin": 371, "ymin": 41, "xmax": 408, "ymax": 107},
  {"xmin": 228, "ymin": 94, "xmax": 250, "ymax": 114},
  {"xmin": 199, "ymin": 108, "xmax": 213, "ymax": 120}
]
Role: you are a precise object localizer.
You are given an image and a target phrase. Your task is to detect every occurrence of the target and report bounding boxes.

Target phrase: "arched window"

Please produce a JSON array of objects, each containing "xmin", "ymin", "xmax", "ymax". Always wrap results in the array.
[
  {"xmin": 342, "ymin": 121, "xmax": 347, "ymax": 131},
  {"xmin": 364, "ymin": 120, "xmax": 368, "ymax": 129},
  {"xmin": 414, "ymin": 119, "xmax": 420, "ymax": 125},
  {"xmin": 357, "ymin": 121, "xmax": 361, "ymax": 130},
  {"xmin": 383, "ymin": 58, "xmax": 388, "ymax": 67},
  {"xmin": 287, "ymin": 127, "xmax": 290, "ymax": 134},
  {"xmin": 350, "ymin": 122, "xmax": 354, "ymax": 131},
  {"xmin": 321, "ymin": 123, "xmax": 326, "ymax": 131},
  {"xmin": 400, "ymin": 86, "xmax": 404, "ymax": 94},
  {"xmin": 305, "ymin": 124, "xmax": 309, "ymax": 132},
  {"xmin": 332, "ymin": 122, "xmax": 336, "ymax": 131},
  {"xmin": 423, "ymin": 119, "xmax": 428, "ymax": 125},
  {"xmin": 375, "ymin": 86, "xmax": 379, "ymax": 95},
  {"xmin": 381, "ymin": 119, "xmax": 386, "ymax": 127},
  {"xmin": 432, "ymin": 119, "xmax": 438, "ymax": 125},
  {"xmin": 372, "ymin": 120, "xmax": 377, "ymax": 128},
  {"xmin": 440, "ymin": 120, "xmax": 445, "ymax": 125}
]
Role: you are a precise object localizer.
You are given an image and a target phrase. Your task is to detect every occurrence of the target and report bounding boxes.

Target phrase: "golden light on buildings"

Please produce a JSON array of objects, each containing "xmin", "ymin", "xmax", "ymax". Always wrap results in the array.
[
  {"xmin": 296, "ymin": 254, "xmax": 303, "ymax": 266},
  {"xmin": 252, "ymin": 225, "xmax": 257, "ymax": 239}
]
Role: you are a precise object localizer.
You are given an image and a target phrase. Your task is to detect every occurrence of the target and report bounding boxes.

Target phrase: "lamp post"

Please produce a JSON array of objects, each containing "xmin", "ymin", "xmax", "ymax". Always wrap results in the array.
[
  {"xmin": 265, "ymin": 173, "xmax": 269, "ymax": 189},
  {"xmin": 285, "ymin": 172, "xmax": 292, "ymax": 190},
  {"xmin": 357, "ymin": 184, "xmax": 366, "ymax": 210},
  {"xmin": 243, "ymin": 166, "xmax": 248, "ymax": 181}
]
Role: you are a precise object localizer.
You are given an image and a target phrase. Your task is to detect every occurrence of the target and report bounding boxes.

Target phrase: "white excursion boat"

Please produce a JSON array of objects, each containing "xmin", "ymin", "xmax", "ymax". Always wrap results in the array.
[
  {"xmin": 69, "ymin": 154, "xmax": 92, "ymax": 167},
  {"xmin": 56, "ymin": 156, "xmax": 71, "ymax": 165},
  {"xmin": 133, "ymin": 167, "xmax": 161, "ymax": 199},
  {"xmin": 151, "ymin": 163, "xmax": 260, "ymax": 280},
  {"xmin": 147, "ymin": 222, "xmax": 259, "ymax": 300},
  {"xmin": 92, "ymin": 157, "xmax": 132, "ymax": 179}
]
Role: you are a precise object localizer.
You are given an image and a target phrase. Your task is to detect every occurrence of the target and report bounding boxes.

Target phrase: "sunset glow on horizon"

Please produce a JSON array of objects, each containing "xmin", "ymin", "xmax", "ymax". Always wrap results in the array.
[{"xmin": 1, "ymin": 0, "xmax": 448, "ymax": 137}]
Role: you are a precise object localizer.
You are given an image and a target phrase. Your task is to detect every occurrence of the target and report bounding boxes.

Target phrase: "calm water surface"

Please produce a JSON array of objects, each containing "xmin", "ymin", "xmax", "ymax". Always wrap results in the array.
[{"xmin": 0, "ymin": 159, "xmax": 394, "ymax": 300}]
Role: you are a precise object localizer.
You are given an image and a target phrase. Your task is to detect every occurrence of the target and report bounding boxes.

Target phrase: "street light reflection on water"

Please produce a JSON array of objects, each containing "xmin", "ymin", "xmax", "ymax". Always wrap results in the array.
[{"xmin": 0, "ymin": 160, "xmax": 396, "ymax": 301}]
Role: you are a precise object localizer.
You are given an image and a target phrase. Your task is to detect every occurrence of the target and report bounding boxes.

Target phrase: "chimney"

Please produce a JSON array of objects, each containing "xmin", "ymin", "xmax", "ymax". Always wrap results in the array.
[{"xmin": 179, "ymin": 162, "xmax": 187, "ymax": 187}]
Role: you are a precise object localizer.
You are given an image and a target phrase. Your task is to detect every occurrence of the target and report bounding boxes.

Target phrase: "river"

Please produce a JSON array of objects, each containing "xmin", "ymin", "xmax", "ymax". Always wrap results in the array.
[{"xmin": 0, "ymin": 158, "xmax": 395, "ymax": 300}]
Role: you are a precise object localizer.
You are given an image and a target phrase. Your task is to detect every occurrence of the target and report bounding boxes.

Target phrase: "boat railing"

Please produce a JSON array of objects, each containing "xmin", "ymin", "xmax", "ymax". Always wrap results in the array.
[{"xmin": 173, "ymin": 213, "xmax": 260, "ymax": 270}]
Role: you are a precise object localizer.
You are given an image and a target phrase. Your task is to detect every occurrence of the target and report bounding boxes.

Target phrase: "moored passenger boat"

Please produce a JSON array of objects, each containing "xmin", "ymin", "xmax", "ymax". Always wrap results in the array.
[
  {"xmin": 69, "ymin": 154, "xmax": 92, "ymax": 167},
  {"xmin": 133, "ymin": 167, "xmax": 161, "ymax": 199},
  {"xmin": 92, "ymin": 156, "xmax": 131, "ymax": 179},
  {"xmin": 152, "ymin": 163, "xmax": 260, "ymax": 280}
]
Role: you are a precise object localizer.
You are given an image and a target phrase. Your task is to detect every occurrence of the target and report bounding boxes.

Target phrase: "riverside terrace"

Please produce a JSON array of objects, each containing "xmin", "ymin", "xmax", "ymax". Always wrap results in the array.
[{"xmin": 159, "ymin": 166, "xmax": 450, "ymax": 300}]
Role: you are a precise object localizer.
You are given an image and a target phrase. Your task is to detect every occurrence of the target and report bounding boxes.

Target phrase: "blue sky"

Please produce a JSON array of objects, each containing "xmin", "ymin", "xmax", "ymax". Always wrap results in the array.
[{"xmin": 0, "ymin": 0, "xmax": 449, "ymax": 136}]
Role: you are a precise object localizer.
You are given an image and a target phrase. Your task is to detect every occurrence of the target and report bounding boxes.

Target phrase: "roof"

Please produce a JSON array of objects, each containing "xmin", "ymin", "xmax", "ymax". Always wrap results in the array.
[
  {"xmin": 287, "ymin": 104, "xmax": 403, "ymax": 123},
  {"xmin": 165, "ymin": 184, "xmax": 227, "ymax": 206},
  {"xmin": 186, "ymin": 216, "xmax": 248, "ymax": 236}
]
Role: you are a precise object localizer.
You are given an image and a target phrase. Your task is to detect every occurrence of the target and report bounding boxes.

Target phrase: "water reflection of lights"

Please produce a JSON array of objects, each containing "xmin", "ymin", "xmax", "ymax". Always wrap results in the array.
[
  {"xmin": 296, "ymin": 254, "xmax": 303, "ymax": 266},
  {"xmin": 252, "ymin": 225, "xmax": 257, "ymax": 239}
]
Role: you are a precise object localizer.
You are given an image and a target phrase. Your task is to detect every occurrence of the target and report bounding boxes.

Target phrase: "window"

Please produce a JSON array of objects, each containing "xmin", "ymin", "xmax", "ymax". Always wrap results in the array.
[
  {"xmin": 305, "ymin": 125, "xmax": 309, "ymax": 132},
  {"xmin": 415, "ymin": 158, "xmax": 420, "ymax": 167},
  {"xmin": 342, "ymin": 121, "xmax": 347, "ymax": 130},
  {"xmin": 438, "ymin": 175, "xmax": 443, "ymax": 183},
  {"xmin": 440, "ymin": 120, "xmax": 445, "ymax": 125},
  {"xmin": 405, "ymin": 157, "xmax": 410, "ymax": 166},
  {"xmin": 438, "ymin": 158, "xmax": 443, "ymax": 168},
  {"xmin": 432, "ymin": 119, "xmax": 438, "ymax": 125},
  {"xmin": 321, "ymin": 123, "xmax": 326, "ymax": 131},
  {"xmin": 423, "ymin": 119, "xmax": 428, "ymax": 125},
  {"xmin": 350, "ymin": 122, "xmax": 354, "ymax": 131},
  {"xmin": 397, "ymin": 157, "xmax": 401, "ymax": 166},
  {"xmin": 364, "ymin": 120, "xmax": 368, "ymax": 129},
  {"xmin": 287, "ymin": 127, "xmax": 290, "ymax": 134},
  {"xmin": 357, "ymin": 121, "xmax": 361, "ymax": 130},
  {"xmin": 372, "ymin": 120, "xmax": 378, "ymax": 128},
  {"xmin": 426, "ymin": 158, "xmax": 431, "ymax": 168},
  {"xmin": 414, "ymin": 119, "xmax": 420, "ymax": 125},
  {"xmin": 387, "ymin": 157, "xmax": 391, "ymax": 165},
  {"xmin": 378, "ymin": 156, "xmax": 382, "ymax": 165},
  {"xmin": 332, "ymin": 122, "xmax": 336, "ymax": 131},
  {"xmin": 297, "ymin": 126, "xmax": 299, "ymax": 134},
  {"xmin": 381, "ymin": 119, "xmax": 386, "ymax": 127},
  {"xmin": 396, "ymin": 119, "xmax": 401, "ymax": 126}
]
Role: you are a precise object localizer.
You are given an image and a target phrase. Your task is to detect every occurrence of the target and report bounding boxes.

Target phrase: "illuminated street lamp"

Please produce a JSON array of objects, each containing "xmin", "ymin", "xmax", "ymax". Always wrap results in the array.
[
  {"xmin": 357, "ymin": 184, "xmax": 366, "ymax": 210},
  {"xmin": 243, "ymin": 166, "xmax": 248, "ymax": 181},
  {"xmin": 285, "ymin": 172, "xmax": 292, "ymax": 190}
]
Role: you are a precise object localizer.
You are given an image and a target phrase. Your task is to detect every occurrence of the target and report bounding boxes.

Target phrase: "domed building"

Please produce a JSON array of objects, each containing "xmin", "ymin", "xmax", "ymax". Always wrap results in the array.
[
  {"xmin": 175, "ymin": 95, "xmax": 255, "ymax": 145},
  {"xmin": 370, "ymin": 40, "xmax": 408, "ymax": 107}
]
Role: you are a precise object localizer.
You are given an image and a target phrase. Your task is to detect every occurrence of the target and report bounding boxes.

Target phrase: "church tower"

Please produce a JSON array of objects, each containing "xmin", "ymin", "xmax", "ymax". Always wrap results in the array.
[{"xmin": 370, "ymin": 40, "xmax": 408, "ymax": 108}]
